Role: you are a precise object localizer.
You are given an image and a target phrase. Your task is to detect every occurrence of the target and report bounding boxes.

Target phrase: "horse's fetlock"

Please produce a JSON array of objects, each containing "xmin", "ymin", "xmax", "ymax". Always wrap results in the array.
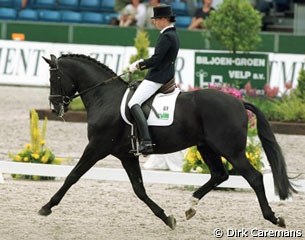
[{"xmin": 262, "ymin": 211, "xmax": 277, "ymax": 224}]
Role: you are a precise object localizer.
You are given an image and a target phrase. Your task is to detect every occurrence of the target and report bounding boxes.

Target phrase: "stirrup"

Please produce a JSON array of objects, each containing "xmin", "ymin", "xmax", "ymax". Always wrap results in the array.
[
  {"xmin": 129, "ymin": 141, "xmax": 154, "ymax": 155},
  {"xmin": 138, "ymin": 141, "xmax": 154, "ymax": 154}
]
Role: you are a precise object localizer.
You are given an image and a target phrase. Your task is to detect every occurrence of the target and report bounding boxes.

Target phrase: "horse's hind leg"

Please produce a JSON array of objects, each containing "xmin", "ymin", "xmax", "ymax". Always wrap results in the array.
[
  {"xmin": 116, "ymin": 154, "xmax": 176, "ymax": 230},
  {"xmin": 186, "ymin": 144, "xmax": 228, "ymax": 220},
  {"xmin": 228, "ymin": 152, "xmax": 285, "ymax": 227}
]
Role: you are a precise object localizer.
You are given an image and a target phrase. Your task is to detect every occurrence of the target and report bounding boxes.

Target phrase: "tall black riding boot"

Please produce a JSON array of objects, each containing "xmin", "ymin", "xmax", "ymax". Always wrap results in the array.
[{"xmin": 130, "ymin": 104, "xmax": 154, "ymax": 154}]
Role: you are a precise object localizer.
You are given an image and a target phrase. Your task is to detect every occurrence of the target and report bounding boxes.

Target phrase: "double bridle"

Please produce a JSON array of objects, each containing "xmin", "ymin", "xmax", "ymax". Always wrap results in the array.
[{"xmin": 48, "ymin": 65, "xmax": 128, "ymax": 117}]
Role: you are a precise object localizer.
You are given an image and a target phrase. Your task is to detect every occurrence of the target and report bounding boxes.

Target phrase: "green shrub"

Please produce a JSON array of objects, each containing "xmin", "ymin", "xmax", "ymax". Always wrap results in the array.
[
  {"xmin": 273, "ymin": 95, "xmax": 305, "ymax": 122},
  {"xmin": 126, "ymin": 30, "xmax": 150, "ymax": 81},
  {"xmin": 294, "ymin": 68, "xmax": 305, "ymax": 101},
  {"xmin": 205, "ymin": 0, "xmax": 262, "ymax": 53},
  {"xmin": 244, "ymin": 96, "xmax": 281, "ymax": 121}
]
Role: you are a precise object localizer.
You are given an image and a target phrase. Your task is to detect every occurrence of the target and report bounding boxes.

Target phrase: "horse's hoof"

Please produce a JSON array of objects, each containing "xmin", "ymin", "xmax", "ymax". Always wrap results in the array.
[
  {"xmin": 185, "ymin": 207, "xmax": 196, "ymax": 220},
  {"xmin": 277, "ymin": 217, "xmax": 286, "ymax": 228},
  {"xmin": 166, "ymin": 215, "xmax": 176, "ymax": 230},
  {"xmin": 38, "ymin": 207, "xmax": 52, "ymax": 216}
]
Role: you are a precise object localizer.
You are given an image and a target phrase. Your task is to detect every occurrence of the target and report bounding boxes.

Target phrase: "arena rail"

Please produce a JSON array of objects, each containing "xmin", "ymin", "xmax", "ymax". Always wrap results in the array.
[{"xmin": 0, "ymin": 161, "xmax": 304, "ymax": 202}]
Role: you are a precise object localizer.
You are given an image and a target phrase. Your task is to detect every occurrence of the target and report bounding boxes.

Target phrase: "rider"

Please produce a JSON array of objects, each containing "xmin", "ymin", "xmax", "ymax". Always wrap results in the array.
[{"xmin": 128, "ymin": 5, "xmax": 180, "ymax": 154}]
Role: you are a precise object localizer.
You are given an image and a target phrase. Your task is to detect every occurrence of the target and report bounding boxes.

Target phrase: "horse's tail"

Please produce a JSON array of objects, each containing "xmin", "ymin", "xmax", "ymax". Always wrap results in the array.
[{"xmin": 244, "ymin": 102, "xmax": 297, "ymax": 200}]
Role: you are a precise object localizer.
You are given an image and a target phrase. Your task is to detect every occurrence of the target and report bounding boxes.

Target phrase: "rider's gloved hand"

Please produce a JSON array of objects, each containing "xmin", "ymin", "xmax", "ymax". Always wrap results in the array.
[{"xmin": 128, "ymin": 59, "xmax": 143, "ymax": 73}]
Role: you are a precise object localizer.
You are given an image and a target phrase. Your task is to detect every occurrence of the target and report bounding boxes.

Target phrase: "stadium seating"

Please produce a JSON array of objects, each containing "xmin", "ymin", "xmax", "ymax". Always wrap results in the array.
[
  {"xmin": 61, "ymin": 10, "xmax": 82, "ymax": 23},
  {"xmin": 171, "ymin": 1, "xmax": 189, "ymax": 16},
  {"xmin": 79, "ymin": 0, "xmax": 101, "ymax": 11},
  {"xmin": 0, "ymin": 8, "xmax": 17, "ymax": 20},
  {"xmin": 1, "ymin": 0, "xmax": 23, "ymax": 9},
  {"xmin": 39, "ymin": 9, "xmax": 61, "ymax": 22},
  {"xmin": 82, "ymin": 11, "xmax": 104, "ymax": 24},
  {"xmin": 0, "ymin": 0, "xmax": 194, "ymax": 27},
  {"xmin": 175, "ymin": 16, "xmax": 192, "ymax": 28},
  {"xmin": 0, "ymin": 0, "xmax": 13, "ymax": 8},
  {"xmin": 18, "ymin": 8, "xmax": 39, "ymax": 21},
  {"xmin": 100, "ymin": 0, "xmax": 115, "ymax": 13},
  {"xmin": 32, "ymin": 0, "xmax": 57, "ymax": 9},
  {"xmin": 58, "ymin": 0, "xmax": 79, "ymax": 11}
]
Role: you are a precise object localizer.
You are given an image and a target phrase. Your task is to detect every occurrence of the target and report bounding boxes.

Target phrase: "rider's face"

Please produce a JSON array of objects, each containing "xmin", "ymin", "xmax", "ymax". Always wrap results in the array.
[{"xmin": 152, "ymin": 18, "xmax": 170, "ymax": 30}]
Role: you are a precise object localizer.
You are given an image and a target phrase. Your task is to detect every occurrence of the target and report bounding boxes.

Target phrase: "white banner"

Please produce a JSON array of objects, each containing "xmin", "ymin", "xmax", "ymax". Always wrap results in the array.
[{"xmin": 0, "ymin": 40, "xmax": 304, "ymax": 93}]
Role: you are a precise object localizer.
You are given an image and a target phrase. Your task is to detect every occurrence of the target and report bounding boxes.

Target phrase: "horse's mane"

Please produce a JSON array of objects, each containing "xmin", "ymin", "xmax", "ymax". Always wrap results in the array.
[{"xmin": 59, "ymin": 54, "xmax": 117, "ymax": 77}]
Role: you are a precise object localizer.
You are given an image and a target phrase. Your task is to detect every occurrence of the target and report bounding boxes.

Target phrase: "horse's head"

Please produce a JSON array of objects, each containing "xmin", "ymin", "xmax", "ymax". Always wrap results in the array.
[{"xmin": 43, "ymin": 54, "xmax": 76, "ymax": 117}]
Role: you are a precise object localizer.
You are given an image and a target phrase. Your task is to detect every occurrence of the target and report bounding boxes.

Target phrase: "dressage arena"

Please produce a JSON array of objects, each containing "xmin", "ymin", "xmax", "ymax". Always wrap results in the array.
[{"xmin": 0, "ymin": 86, "xmax": 305, "ymax": 240}]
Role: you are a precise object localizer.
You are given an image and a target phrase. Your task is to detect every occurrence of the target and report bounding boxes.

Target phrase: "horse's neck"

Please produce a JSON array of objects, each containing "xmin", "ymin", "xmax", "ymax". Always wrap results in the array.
[{"xmin": 79, "ymin": 78, "xmax": 127, "ymax": 113}]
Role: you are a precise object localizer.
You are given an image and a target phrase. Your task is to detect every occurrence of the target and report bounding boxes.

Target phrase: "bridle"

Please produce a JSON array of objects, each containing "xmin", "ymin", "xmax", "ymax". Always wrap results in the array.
[{"xmin": 48, "ymin": 64, "xmax": 129, "ymax": 117}]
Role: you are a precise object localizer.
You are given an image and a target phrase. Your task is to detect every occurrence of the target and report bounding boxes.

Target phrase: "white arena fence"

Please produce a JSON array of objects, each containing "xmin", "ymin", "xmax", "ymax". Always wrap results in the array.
[{"xmin": 0, "ymin": 161, "xmax": 304, "ymax": 202}]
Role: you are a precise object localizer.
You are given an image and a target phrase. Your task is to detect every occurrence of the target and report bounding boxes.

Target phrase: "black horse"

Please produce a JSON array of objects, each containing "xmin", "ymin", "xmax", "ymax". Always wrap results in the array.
[{"xmin": 39, "ymin": 54, "xmax": 295, "ymax": 229}]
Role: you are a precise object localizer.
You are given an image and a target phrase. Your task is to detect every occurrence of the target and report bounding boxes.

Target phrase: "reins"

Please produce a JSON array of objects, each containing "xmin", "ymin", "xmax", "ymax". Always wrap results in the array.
[{"xmin": 67, "ymin": 72, "xmax": 129, "ymax": 102}]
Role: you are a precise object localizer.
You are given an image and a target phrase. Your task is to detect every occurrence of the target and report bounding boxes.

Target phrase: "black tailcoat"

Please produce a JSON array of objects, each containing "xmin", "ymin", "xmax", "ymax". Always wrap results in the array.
[{"xmin": 138, "ymin": 26, "xmax": 179, "ymax": 84}]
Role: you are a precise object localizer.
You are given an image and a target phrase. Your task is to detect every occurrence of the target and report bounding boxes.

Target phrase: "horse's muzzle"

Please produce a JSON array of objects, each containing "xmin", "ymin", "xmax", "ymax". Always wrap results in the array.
[{"xmin": 49, "ymin": 95, "xmax": 69, "ymax": 117}]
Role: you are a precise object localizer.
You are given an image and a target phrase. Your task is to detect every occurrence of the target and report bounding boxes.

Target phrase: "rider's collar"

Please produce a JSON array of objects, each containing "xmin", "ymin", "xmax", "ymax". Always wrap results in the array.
[{"xmin": 160, "ymin": 24, "xmax": 174, "ymax": 34}]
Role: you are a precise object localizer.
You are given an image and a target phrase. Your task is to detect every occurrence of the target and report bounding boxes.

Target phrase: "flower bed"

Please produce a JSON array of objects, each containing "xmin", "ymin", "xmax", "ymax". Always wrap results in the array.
[{"xmin": 9, "ymin": 110, "xmax": 62, "ymax": 180}]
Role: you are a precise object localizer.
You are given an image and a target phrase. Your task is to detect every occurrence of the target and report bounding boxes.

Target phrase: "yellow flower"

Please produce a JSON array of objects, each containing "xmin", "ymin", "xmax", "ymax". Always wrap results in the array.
[
  {"xmin": 196, "ymin": 151, "xmax": 203, "ymax": 161},
  {"xmin": 25, "ymin": 143, "xmax": 32, "ymax": 150},
  {"xmin": 24, "ymin": 157, "xmax": 29, "ymax": 162},
  {"xmin": 196, "ymin": 166, "xmax": 203, "ymax": 173},
  {"xmin": 31, "ymin": 153, "xmax": 39, "ymax": 159},
  {"xmin": 41, "ymin": 155, "xmax": 49, "ymax": 163},
  {"xmin": 14, "ymin": 155, "xmax": 22, "ymax": 162},
  {"xmin": 186, "ymin": 153, "xmax": 197, "ymax": 165},
  {"xmin": 40, "ymin": 140, "xmax": 45, "ymax": 146}
]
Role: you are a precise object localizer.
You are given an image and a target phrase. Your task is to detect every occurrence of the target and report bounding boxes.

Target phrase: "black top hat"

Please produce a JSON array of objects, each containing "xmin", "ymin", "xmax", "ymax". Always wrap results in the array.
[{"xmin": 151, "ymin": 5, "xmax": 176, "ymax": 22}]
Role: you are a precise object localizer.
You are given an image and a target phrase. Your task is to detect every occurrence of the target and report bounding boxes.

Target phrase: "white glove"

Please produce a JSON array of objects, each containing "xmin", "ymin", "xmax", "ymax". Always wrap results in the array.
[{"xmin": 128, "ymin": 59, "xmax": 143, "ymax": 73}]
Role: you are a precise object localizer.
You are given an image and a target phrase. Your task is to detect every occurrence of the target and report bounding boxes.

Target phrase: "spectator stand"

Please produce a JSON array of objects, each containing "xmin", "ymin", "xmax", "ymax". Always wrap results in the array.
[{"xmin": 0, "ymin": 0, "xmax": 118, "ymax": 25}]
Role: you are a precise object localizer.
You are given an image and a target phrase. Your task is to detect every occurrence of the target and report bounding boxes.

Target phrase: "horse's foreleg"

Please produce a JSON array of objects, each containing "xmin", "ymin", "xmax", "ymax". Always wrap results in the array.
[
  {"xmin": 39, "ymin": 144, "xmax": 107, "ymax": 216},
  {"xmin": 228, "ymin": 153, "xmax": 285, "ymax": 227},
  {"xmin": 186, "ymin": 144, "xmax": 228, "ymax": 220},
  {"xmin": 118, "ymin": 155, "xmax": 176, "ymax": 230}
]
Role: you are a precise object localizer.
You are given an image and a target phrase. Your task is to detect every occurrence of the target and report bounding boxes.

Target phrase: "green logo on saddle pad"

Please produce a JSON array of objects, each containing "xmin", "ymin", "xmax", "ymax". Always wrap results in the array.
[
  {"xmin": 159, "ymin": 112, "xmax": 169, "ymax": 120},
  {"xmin": 159, "ymin": 106, "xmax": 170, "ymax": 120}
]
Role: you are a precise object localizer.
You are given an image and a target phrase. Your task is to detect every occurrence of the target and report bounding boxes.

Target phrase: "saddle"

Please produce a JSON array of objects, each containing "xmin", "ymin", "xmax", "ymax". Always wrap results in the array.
[
  {"xmin": 126, "ymin": 78, "xmax": 177, "ymax": 119},
  {"xmin": 157, "ymin": 78, "xmax": 176, "ymax": 94}
]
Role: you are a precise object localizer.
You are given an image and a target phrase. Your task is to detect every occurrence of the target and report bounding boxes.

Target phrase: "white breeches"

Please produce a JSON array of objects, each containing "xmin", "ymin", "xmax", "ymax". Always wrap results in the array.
[{"xmin": 128, "ymin": 80, "xmax": 163, "ymax": 109}]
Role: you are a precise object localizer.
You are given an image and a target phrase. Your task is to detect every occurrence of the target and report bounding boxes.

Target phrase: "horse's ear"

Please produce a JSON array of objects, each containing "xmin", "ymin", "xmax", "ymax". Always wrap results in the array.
[
  {"xmin": 50, "ymin": 54, "xmax": 57, "ymax": 62},
  {"xmin": 42, "ymin": 56, "xmax": 52, "ymax": 65}
]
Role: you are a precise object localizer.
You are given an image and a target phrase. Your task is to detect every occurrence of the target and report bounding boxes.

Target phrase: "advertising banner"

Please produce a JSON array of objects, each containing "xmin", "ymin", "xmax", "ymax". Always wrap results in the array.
[
  {"xmin": 0, "ymin": 40, "xmax": 304, "ymax": 94},
  {"xmin": 194, "ymin": 52, "xmax": 268, "ymax": 89}
]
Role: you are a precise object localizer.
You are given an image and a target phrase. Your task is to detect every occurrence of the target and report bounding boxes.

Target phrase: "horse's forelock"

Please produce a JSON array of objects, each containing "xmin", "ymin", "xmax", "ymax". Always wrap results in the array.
[{"xmin": 59, "ymin": 54, "xmax": 117, "ymax": 77}]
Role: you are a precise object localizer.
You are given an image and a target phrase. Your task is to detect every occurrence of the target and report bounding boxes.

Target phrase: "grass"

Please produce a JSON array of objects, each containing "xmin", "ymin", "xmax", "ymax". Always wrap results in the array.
[{"xmin": 69, "ymin": 97, "xmax": 85, "ymax": 111}]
